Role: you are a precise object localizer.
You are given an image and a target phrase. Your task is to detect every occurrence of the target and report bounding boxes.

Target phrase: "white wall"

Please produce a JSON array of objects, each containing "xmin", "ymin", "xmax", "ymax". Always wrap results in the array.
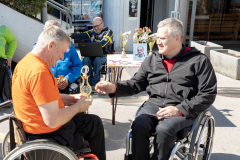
[
  {"xmin": 0, "ymin": 3, "xmax": 44, "ymax": 62},
  {"xmin": 103, "ymin": 0, "xmax": 124, "ymax": 52},
  {"xmin": 179, "ymin": 0, "xmax": 190, "ymax": 44},
  {"xmin": 152, "ymin": 0, "xmax": 168, "ymax": 34}
]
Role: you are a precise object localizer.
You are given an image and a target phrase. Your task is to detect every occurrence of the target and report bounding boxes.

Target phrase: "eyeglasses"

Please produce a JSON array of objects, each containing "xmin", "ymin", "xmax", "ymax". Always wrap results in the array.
[
  {"xmin": 137, "ymin": 49, "xmax": 144, "ymax": 52},
  {"xmin": 93, "ymin": 22, "xmax": 102, "ymax": 29}
]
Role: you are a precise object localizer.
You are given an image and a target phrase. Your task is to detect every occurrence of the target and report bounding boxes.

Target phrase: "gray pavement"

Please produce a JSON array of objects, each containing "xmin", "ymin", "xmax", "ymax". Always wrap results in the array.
[{"xmin": 0, "ymin": 69, "xmax": 240, "ymax": 160}]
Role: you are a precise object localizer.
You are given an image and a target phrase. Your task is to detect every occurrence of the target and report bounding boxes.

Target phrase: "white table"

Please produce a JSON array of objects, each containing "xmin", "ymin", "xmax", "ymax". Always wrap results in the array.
[{"xmin": 107, "ymin": 54, "xmax": 142, "ymax": 124}]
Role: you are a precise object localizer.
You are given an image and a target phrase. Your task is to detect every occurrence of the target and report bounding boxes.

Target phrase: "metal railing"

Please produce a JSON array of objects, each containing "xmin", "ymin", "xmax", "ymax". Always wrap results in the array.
[{"xmin": 47, "ymin": 0, "xmax": 74, "ymax": 29}]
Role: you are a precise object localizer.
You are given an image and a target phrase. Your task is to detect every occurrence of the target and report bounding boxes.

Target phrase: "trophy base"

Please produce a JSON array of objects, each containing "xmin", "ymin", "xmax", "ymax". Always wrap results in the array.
[
  {"xmin": 121, "ymin": 51, "xmax": 128, "ymax": 58},
  {"xmin": 148, "ymin": 51, "xmax": 153, "ymax": 56},
  {"xmin": 85, "ymin": 98, "xmax": 92, "ymax": 102}
]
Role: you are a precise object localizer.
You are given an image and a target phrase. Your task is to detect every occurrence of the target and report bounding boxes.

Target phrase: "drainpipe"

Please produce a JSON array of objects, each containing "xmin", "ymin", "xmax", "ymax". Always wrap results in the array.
[
  {"xmin": 189, "ymin": 0, "xmax": 197, "ymax": 46},
  {"xmin": 41, "ymin": 2, "xmax": 48, "ymax": 24}
]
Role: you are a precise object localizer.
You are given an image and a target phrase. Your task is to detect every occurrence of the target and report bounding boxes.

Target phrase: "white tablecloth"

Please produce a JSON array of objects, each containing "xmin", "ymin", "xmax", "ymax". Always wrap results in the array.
[{"xmin": 107, "ymin": 54, "xmax": 142, "ymax": 76}]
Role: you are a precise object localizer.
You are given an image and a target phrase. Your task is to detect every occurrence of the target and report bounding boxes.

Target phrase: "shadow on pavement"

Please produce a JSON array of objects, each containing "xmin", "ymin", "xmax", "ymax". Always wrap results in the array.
[
  {"xmin": 0, "ymin": 106, "xmax": 13, "ymax": 116},
  {"xmin": 102, "ymin": 118, "xmax": 131, "ymax": 151},
  {"xmin": 208, "ymin": 105, "xmax": 236, "ymax": 127},
  {"xmin": 211, "ymin": 153, "xmax": 240, "ymax": 160},
  {"xmin": 217, "ymin": 87, "xmax": 240, "ymax": 98}
]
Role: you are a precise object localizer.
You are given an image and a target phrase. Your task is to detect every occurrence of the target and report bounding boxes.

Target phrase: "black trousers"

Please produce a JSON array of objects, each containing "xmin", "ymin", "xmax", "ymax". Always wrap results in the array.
[
  {"xmin": 132, "ymin": 101, "xmax": 196, "ymax": 160},
  {"xmin": 26, "ymin": 113, "xmax": 106, "ymax": 160}
]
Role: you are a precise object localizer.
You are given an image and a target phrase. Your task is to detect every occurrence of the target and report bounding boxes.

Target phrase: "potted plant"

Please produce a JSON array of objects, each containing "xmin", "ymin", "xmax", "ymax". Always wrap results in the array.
[{"xmin": 210, "ymin": 49, "xmax": 240, "ymax": 80}]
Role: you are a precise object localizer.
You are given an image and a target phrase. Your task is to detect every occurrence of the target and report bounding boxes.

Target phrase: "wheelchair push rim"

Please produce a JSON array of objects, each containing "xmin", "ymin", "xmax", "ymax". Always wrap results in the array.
[
  {"xmin": 189, "ymin": 111, "xmax": 215, "ymax": 160},
  {"xmin": 3, "ymin": 142, "xmax": 79, "ymax": 160}
]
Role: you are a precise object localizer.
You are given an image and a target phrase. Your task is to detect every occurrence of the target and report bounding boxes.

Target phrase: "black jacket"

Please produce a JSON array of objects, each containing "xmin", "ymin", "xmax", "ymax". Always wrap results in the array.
[
  {"xmin": 70, "ymin": 27, "xmax": 113, "ymax": 55},
  {"xmin": 112, "ymin": 47, "xmax": 217, "ymax": 118}
]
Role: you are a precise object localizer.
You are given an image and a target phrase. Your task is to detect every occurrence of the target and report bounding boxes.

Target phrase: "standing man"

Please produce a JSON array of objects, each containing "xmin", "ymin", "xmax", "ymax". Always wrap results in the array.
[
  {"xmin": 34, "ymin": 20, "xmax": 82, "ymax": 94},
  {"xmin": 68, "ymin": 17, "xmax": 113, "ymax": 89},
  {"xmin": 95, "ymin": 18, "xmax": 217, "ymax": 160},
  {"xmin": 12, "ymin": 26, "xmax": 106, "ymax": 160},
  {"xmin": 0, "ymin": 24, "xmax": 17, "ymax": 103}
]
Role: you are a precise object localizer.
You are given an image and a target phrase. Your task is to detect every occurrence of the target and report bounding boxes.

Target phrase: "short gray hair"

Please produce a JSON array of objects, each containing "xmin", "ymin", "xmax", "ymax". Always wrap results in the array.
[
  {"xmin": 157, "ymin": 18, "xmax": 184, "ymax": 40},
  {"xmin": 37, "ymin": 26, "xmax": 70, "ymax": 48},
  {"xmin": 44, "ymin": 20, "xmax": 61, "ymax": 30}
]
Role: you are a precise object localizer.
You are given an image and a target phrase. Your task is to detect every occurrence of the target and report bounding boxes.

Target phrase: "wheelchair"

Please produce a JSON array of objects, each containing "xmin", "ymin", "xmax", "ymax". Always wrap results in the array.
[
  {"xmin": 124, "ymin": 104, "xmax": 215, "ymax": 160},
  {"xmin": 0, "ymin": 101, "xmax": 98, "ymax": 160}
]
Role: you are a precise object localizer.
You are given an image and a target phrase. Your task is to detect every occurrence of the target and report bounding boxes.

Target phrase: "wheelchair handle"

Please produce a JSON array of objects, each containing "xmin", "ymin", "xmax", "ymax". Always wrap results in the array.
[{"xmin": 0, "ymin": 100, "xmax": 12, "ymax": 108}]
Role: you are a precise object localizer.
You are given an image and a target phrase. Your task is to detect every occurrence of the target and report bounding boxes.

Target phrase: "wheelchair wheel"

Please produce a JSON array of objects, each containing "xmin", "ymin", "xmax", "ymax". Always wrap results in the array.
[
  {"xmin": 2, "ymin": 131, "xmax": 18, "ymax": 158},
  {"xmin": 189, "ymin": 111, "xmax": 215, "ymax": 160},
  {"xmin": 3, "ymin": 140, "xmax": 79, "ymax": 160}
]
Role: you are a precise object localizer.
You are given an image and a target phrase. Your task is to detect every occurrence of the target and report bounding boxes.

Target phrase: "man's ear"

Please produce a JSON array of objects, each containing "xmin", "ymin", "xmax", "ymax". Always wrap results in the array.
[
  {"xmin": 176, "ymin": 34, "xmax": 181, "ymax": 42},
  {"xmin": 47, "ymin": 41, "xmax": 55, "ymax": 51}
]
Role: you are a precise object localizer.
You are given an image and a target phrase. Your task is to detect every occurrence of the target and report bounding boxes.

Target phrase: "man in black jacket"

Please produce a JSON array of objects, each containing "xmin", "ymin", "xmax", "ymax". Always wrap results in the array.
[
  {"xmin": 68, "ymin": 17, "xmax": 113, "ymax": 89},
  {"xmin": 95, "ymin": 18, "xmax": 217, "ymax": 160}
]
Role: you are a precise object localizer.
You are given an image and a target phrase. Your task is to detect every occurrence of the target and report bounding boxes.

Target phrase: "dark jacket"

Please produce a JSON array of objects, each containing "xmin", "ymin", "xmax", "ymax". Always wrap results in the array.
[
  {"xmin": 70, "ymin": 27, "xmax": 113, "ymax": 56},
  {"xmin": 111, "ymin": 47, "xmax": 217, "ymax": 118}
]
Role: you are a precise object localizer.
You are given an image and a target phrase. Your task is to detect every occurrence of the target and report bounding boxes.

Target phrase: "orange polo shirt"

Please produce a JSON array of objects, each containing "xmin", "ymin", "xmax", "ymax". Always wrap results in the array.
[{"xmin": 12, "ymin": 52, "xmax": 65, "ymax": 134}]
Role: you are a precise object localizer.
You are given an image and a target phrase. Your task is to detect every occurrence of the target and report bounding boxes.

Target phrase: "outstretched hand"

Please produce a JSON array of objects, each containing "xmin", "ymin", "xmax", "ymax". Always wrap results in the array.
[{"xmin": 95, "ymin": 81, "xmax": 116, "ymax": 94}]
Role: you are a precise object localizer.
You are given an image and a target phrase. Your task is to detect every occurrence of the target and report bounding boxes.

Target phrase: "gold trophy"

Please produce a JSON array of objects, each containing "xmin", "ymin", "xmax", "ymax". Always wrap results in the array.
[
  {"xmin": 120, "ymin": 31, "xmax": 131, "ymax": 58},
  {"xmin": 148, "ymin": 33, "xmax": 157, "ymax": 56},
  {"xmin": 80, "ymin": 66, "xmax": 92, "ymax": 101},
  {"xmin": 57, "ymin": 75, "xmax": 65, "ymax": 84}
]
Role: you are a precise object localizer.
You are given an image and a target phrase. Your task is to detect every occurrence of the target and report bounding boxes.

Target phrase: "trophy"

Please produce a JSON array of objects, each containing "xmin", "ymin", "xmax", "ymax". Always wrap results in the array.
[
  {"xmin": 57, "ymin": 75, "xmax": 65, "ymax": 84},
  {"xmin": 120, "ymin": 31, "xmax": 131, "ymax": 58},
  {"xmin": 80, "ymin": 66, "xmax": 92, "ymax": 101},
  {"xmin": 148, "ymin": 33, "xmax": 157, "ymax": 56}
]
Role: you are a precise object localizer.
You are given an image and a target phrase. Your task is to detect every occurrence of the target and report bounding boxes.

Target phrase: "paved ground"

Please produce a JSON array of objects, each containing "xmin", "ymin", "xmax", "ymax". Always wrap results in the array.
[{"xmin": 0, "ymin": 69, "xmax": 240, "ymax": 160}]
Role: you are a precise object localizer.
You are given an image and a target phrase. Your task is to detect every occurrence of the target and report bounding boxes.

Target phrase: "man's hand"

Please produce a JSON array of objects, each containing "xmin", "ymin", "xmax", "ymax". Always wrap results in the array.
[
  {"xmin": 6, "ymin": 57, "xmax": 12, "ymax": 66},
  {"xmin": 75, "ymin": 95, "xmax": 92, "ymax": 113},
  {"xmin": 68, "ymin": 33, "xmax": 72, "ymax": 37},
  {"xmin": 95, "ymin": 81, "xmax": 116, "ymax": 94},
  {"xmin": 91, "ymin": 35, "xmax": 95, "ymax": 42},
  {"xmin": 156, "ymin": 106, "xmax": 181, "ymax": 120},
  {"xmin": 70, "ymin": 93, "xmax": 83, "ymax": 103},
  {"xmin": 58, "ymin": 78, "xmax": 69, "ymax": 90}
]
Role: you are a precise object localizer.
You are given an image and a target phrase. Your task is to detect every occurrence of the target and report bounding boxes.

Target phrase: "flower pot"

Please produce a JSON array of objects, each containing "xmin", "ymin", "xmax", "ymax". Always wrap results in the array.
[
  {"xmin": 210, "ymin": 49, "xmax": 240, "ymax": 80},
  {"xmin": 190, "ymin": 41, "xmax": 223, "ymax": 60}
]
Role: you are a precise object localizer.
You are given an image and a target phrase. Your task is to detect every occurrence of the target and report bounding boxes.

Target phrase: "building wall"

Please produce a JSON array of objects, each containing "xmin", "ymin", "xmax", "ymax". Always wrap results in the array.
[
  {"xmin": 103, "ymin": 0, "xmax": 124, "ymax": 52},
  {"xmin": 0, "ymin": 3, "xmax": 43, "ymax": 62}
]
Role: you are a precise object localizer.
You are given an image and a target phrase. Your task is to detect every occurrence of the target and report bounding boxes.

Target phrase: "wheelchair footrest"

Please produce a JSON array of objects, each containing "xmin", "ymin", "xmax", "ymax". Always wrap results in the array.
[{"xmin": 74, "ymin": 148, "xmax": 91, "ymax": 155}]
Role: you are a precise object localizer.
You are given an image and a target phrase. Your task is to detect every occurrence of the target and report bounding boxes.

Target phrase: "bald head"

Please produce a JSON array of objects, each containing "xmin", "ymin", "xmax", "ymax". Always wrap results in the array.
[
  {"xmin": 92, "ymin": 17, "xmax": 104, "ymax": 34},
  {"xmin": 93, "ymin": 17, "xmax": 103, "ymax": 23}
]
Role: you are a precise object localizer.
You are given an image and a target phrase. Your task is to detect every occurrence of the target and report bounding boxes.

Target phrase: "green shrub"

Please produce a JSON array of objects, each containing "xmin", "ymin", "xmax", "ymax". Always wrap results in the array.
[{"xmin": 0, "ymin": 0, "xmax": 46, "ymax": 17}]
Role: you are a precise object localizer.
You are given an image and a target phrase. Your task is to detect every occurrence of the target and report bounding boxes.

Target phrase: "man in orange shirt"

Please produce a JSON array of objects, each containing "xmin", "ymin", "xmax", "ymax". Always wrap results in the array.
[{"xmin": 12, "ymin": 26, "xmax": 106, "ymax": 160}]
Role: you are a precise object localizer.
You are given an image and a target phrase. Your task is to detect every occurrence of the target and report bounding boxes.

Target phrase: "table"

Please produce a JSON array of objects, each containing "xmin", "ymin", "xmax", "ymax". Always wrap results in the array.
[{"xmin": 107, "ymin": 54, "xmax": 142, "ymax": 124}]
